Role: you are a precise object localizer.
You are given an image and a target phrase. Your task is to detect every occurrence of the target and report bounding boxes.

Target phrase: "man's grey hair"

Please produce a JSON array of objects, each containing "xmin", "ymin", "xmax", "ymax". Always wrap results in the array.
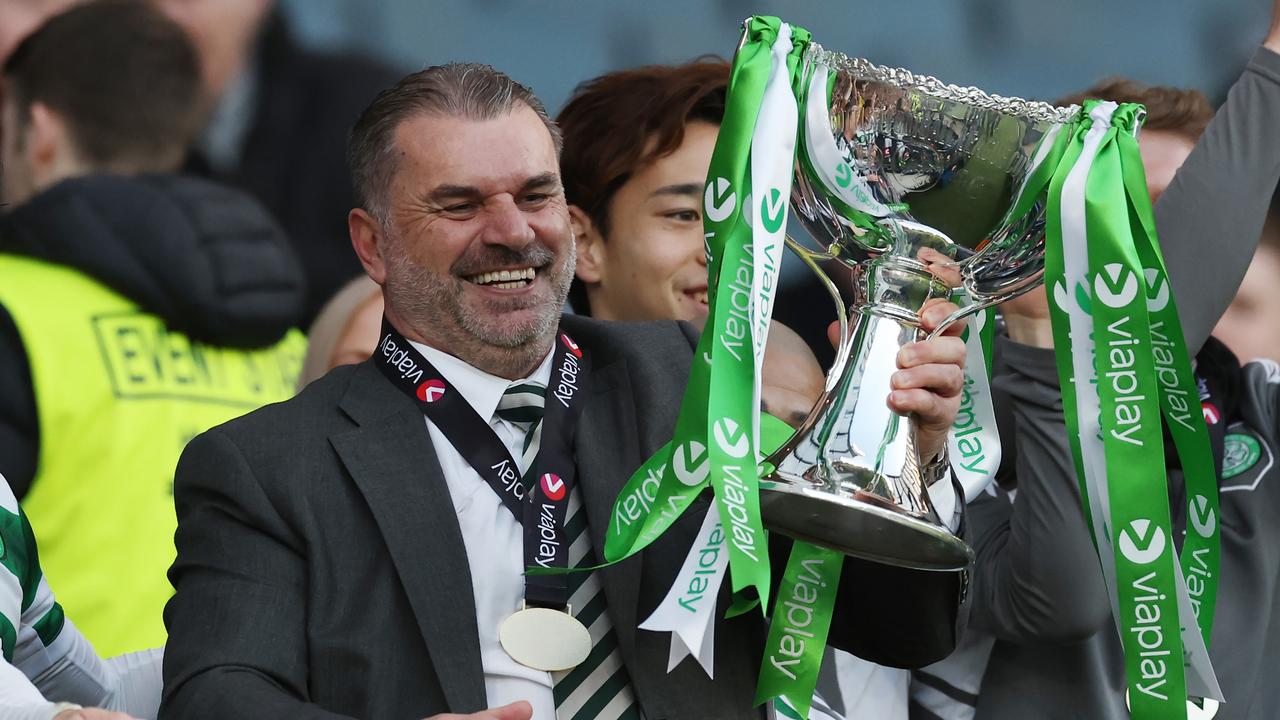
[{"xmin": 347, "ymin": 62, "xmax": 563, "ymax": 225}]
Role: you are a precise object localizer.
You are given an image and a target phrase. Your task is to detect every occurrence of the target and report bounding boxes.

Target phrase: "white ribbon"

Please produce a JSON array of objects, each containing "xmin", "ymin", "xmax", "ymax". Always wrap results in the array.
[
  {"xmin": 749, "ymin": 22, "xmax": 799, "ymax": 457},
  {"xmin": 945, "ymin": 302, "xmax": 1000, "ymax": 507},
  {"xmin": 638, "ymin": 507, "xmax": 728, "ymax": 676}
]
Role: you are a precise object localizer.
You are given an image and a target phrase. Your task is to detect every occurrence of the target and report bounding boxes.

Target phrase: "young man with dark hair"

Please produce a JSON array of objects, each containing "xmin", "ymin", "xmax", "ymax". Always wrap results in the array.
[
  {"xmin": 557, "ymin": 60, "xmax": 828, "ymax": 431},
  {"xmin": 559, "ymin": 60, "xmax": 727, "ymax": 322},
  {"xmin": 0, "ymin": 0, "xmax": 307, "ymax": 656}
]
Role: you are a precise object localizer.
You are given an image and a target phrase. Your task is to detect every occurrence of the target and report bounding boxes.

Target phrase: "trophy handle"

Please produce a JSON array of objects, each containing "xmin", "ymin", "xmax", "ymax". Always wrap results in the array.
[{"xmin": 925, "ymin": 265, "xmax": 1046, "ymax": 340}]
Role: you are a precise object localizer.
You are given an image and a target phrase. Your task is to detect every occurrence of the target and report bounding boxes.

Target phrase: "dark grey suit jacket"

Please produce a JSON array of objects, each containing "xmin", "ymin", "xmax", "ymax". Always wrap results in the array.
[{"xmin": 160, "ymin": 316, "xmax": 961, "ymax": 720}]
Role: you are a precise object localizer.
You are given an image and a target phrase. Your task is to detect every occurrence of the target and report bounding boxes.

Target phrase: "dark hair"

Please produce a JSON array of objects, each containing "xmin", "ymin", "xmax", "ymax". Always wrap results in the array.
[
  {"xmin": 3, "ymin": 0, "xmax": 201, "ymax": 172},
  {"xmin": 1055, "ymin": 78, "xmax": 1214, "ymax": 143},
  {"xmin": 557, "ymin": 59, "xmax": 729, "ymax": 314},
  {"xmin": 347, "ymin": 62, "xmax": 561, "ymax": 225}
]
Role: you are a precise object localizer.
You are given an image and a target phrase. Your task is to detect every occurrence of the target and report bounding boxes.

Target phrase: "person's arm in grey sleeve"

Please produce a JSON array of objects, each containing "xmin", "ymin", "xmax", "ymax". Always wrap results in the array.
[
  {"xmin": 159, "ymin": 431, "xmax": 356, "ymax": 720},
  {"xmin": 965, "ymin": 338, "xmax": 1112, "ymax": 643},
  {"xmin": 1157, "ymin": 42, "xmax": 1280, "ymax": 354}
]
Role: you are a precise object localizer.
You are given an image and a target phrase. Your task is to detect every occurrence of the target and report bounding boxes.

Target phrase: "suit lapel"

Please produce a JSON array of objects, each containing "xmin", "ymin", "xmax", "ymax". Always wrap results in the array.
[
  {"xmin": 330, "ymin": 363, "xmax": 487, "ymax": 712},
  {"xmin": 575, "ymin": 358, "xmax": 646, "ymax": 660}
]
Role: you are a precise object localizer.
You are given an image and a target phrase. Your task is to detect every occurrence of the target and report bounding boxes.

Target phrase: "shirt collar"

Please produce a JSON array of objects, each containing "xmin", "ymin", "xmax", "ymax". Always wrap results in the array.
[{"xmin": 409, "ymin": 340, "xmax": 554, "ymax": 422}]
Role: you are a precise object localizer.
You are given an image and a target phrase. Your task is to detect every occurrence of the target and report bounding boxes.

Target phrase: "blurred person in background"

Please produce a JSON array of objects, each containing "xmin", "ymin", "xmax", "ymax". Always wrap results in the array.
[
  {"xmin": 151, "ymin": 0, "xmax": 403, "ymax": 324},
  {"xmin": 297, "ymin": 274, "xmax": 382, "ymax": 389},
  {"xmin": 910, "ymin": 7, "xmax": 1280, "ymax": 718},
  {"xmin": 1213, "ymin": 209, "xmax": 1280, "ymax": 363},
  {"xmin": 0, "ymin": 473, "xmax": 160, "ymax": 720},
  {"xmin": 0, "ymin": 0, "xmax": 307, "ymax": 656}
]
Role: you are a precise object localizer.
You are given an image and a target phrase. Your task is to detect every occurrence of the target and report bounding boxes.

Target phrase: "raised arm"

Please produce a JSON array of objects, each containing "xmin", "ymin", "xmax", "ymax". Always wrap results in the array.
[
  {"xmin": 159, "ymin": 430, "xmax": 355, "ymax": 720},
  {"xmin": 1155, "ymin": 39, "xmax": 1280, "ymax": 353}
]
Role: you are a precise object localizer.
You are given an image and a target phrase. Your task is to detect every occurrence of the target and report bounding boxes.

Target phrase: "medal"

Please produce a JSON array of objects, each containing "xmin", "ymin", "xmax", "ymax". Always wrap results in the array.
[{"xmin": 499, "ymin": 605, "xmax": 592, "ymax": 671}]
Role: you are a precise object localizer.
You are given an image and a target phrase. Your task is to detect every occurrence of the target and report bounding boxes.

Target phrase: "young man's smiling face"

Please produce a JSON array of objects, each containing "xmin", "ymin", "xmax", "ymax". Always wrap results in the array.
[{"xmin": 573, "ymin": 120, "xmax": 718, "ymax": 324}]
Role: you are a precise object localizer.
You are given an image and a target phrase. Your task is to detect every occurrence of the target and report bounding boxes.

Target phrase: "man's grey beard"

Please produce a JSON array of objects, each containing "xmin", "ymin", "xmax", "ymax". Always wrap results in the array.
[{"xmin": 381, "ymin": 232, "xmax": 576, "ymax": 360}]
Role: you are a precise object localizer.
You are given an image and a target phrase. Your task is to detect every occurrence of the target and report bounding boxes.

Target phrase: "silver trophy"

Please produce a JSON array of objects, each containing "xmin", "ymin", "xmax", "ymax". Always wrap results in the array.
[{"xmin": 760, "ymin": 42, "xmax": 1079, "ymax": 570}]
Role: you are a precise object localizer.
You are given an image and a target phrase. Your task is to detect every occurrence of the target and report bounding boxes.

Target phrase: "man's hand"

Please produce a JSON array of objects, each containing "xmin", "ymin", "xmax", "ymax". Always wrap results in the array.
[
  {"xmin": 890, "ymin": 299, "xmax": 967, "ymax": 462},
  {"xmin": 424, "ymin": 701, "xmax": 533, "ymax": 720},
  {"xmin": 54, "ymin": 709, "xmax": 138, "ymax": 720}
]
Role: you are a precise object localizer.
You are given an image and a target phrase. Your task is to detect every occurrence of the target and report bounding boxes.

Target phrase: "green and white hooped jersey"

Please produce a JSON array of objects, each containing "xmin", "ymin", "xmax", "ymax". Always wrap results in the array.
[{"xmin": 0, "ymin": 476, "xmax": 66, "ymax": 666}]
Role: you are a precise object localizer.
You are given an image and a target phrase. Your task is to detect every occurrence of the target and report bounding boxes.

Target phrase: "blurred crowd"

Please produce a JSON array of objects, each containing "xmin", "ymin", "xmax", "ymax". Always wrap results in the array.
[{"xmin": 0, "ymin": 1, "xmax": 1278, "ymax": 720}]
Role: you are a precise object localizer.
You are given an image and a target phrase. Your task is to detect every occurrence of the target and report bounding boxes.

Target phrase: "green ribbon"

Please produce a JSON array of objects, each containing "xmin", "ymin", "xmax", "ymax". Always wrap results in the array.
[
  {"xmin": 1043, "ymin": 100, "xmax": 1221, "ymax": 719},
  {"xmin": 755, "ymin": 542, "xmax": 843, "ymax": 718},
  {"xmin": 601, "ymin": 18, "xmax": 778, "ymax": 567}
]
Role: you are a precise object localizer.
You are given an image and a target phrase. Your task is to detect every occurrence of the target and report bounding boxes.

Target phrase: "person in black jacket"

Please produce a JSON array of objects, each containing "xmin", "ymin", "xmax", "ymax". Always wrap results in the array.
[
  {"xmin": 153, "ymin": 0, "xmax": 403, "ymax": 324},
  {"xmin": 0, "ymin": 0, "xmax": 307, "ymax": 656}
]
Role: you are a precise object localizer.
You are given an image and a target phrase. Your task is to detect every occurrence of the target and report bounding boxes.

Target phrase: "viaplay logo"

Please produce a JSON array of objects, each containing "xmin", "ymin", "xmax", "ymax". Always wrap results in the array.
[
  {"xmin": 416, "ymin": 379, "xmax": 446, "ymax": 403},
  {"xmin": 539, "ymin": 472, "xmax": 567, "ymax": 501},
  {"xmin": 1119, "ymin": 519, "xmax": 1167, "ymax": 565},
  {"xmin": 1188, "ymin": 495, "xmax": 1216, "ymax": 539},
  {"xmin": 712, "ymin": 418, "xmax": 750, "ymax": 459},
  {"xmin": 1143, "ymin": 268, "xmax": 1170, "ymax": 312},
  {"xmin": 759, "ymin": 187, "xmax": 786, "ymax": 234},
  {"xmin": 835, "ymin": 162, "xmax": 853, "ymax": 188},
  {"xmin": 1094, "ymin": 263, "xmax": 1139, "ymax": 309},
  {"xmin": 673, "ymin": 440, "xmax": 710, "ymax": 487},
  {"xmin": 704, "ymin": 177, "xmax": 737, "ymax": 223},
  {"xmin": 1051, "ymin": 279, "xmax": 1093, "ymax": 316},
  {"xmin": 559, "ymin": 332, "xmax": 583, "ymax": 358}
]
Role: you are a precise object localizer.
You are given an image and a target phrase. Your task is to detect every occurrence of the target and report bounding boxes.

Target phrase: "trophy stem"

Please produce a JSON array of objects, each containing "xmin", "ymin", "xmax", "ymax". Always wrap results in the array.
[{"xmin": 760, "ymin": 256, "xmax": 973, "ymax": 571}]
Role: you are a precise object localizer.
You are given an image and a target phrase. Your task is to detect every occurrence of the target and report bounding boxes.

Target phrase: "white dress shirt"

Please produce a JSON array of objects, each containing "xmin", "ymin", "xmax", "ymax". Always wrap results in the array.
[{"xmin": 411, "ymin": 341, "xmax": 557, "ymax": 719}]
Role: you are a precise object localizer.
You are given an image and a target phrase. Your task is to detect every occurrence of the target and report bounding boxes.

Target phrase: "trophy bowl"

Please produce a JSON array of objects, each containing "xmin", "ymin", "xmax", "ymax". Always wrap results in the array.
[{"xmin": 760, "ymin": 43, "xmax": 1080, "ymax": 571}]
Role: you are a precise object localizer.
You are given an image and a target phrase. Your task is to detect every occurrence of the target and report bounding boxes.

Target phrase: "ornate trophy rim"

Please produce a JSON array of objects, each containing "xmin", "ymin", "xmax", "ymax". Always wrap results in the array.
[{"xmin": 808, "ymin": 42, "xmax": 1080, "ymax": 125}]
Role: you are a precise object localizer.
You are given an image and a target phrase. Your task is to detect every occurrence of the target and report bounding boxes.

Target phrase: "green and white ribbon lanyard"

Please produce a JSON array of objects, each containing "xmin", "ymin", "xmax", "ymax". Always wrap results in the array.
[{"xmin": 1042, "ymin": 100, "xmax": 1222, "ymax": 719}]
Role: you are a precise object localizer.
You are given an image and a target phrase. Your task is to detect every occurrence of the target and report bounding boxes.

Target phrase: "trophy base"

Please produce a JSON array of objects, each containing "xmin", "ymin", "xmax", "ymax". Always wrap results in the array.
[{"xmin": 759, "ymin": 480, "xmax": 973, "ymax": 571}]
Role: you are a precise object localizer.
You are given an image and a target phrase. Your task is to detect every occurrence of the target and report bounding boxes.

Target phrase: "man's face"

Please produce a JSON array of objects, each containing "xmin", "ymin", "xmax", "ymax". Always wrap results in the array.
[
  {"xmin": 376, "ymin": 106, "xmax": 574, "ymax": 362},
  {"xmin": 582, "ymin": 120, "xmax": 717, "ymax": 323},
  {"xmin": 1137, "ymin": 128, "xmax": 1194, "ymax": 203}
]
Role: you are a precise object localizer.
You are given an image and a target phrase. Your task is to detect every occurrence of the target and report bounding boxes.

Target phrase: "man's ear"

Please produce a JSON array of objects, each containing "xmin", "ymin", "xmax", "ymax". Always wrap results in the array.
[
  {"xmin": 569, "ymin": 205, "xmax": 606, "ymax": 284},
  {"xmin": 349, "ymin": 208, "xmax": 389, "ymax": 285},
  {"xmin": 24, "ymin": 102, "xmax": 76, "ymax": 188}
]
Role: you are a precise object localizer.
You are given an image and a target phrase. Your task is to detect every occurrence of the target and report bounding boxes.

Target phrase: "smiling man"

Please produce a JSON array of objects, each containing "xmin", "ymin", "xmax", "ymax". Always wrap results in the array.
[
  {"xmin": 160, "ymin": 63, "xmax": 970, "ymax": 720},
  {"xmin": 560, "ymin": 61, "xmax": 725, "ymax": 324}
]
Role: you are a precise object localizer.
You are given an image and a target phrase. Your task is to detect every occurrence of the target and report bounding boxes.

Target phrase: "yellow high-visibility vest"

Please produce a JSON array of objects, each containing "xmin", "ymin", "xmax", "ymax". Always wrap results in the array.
[{"xmin": 0, "ymin": 254, "xmax": 305, "ymax": 655}]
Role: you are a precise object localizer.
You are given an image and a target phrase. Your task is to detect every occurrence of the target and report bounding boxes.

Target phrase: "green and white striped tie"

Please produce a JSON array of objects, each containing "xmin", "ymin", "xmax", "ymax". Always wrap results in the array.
[
  {"xmin": 496, "ymin": 382, "xmax": 546, "ymax": 483},
  {"xmin": 494, "ymin": 382, "xmax": 643, "ymax": 720}
]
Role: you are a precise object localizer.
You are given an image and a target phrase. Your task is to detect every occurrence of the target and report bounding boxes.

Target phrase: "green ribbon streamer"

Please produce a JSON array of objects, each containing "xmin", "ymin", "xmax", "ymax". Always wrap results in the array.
[
  {"xmin": 1112, "ymin": 109, "xmax": 1221, "ymax": 650},
  {"xmin": 755, "ymin": 542, "xmax": 843, "ymax": 718},
  {"xmin": 601, "ymin": 18, "xmax": 779, "ymax": 567},
  {"xmin": 1043, "ymin": 100, "xmax": 1221, "ymax": 719}
]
